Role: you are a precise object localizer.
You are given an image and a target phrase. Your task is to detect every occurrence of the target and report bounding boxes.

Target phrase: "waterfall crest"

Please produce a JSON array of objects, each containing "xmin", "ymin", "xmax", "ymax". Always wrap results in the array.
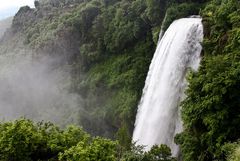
[{"xmin": 133, "ymin": 18, "xmax": 203, "ymax": 156}]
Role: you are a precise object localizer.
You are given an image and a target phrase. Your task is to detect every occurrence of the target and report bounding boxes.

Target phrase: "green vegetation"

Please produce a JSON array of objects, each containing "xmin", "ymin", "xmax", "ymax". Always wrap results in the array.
[
  {"xmin": 0, "ymin": 119, "xmax": 90, "ymax": 161},
  {"xmin": 0, "ymin": 119, "xmax": 176, "ymax": 161},
  {"xmin": 227, "ymin": 143, "xmax": 240, "ymax": 161},
  {"xmin": 0, "ymin": 0, "xmax": 205, "ymax": 138},
  {"xmin": 16, "ymin": 0, "xmax": 166, "ymax": 137},
  {"xmin": 22, "ymin": 0, "xmax": 204, "ymax": 137},
  {"xmin": 162, "ymin": 2, "xmax": 203, "ymax": 31},
  {"xmin": 1, "ymin": 0, "xmax": 240, "ymax": 160},
  {"xmin": 176, "ymin": 0, "xmax": 240, "ymax": 160}
]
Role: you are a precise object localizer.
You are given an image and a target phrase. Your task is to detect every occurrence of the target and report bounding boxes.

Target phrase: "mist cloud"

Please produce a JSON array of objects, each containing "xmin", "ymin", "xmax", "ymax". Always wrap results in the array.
[{"xmin": 0, "ymin": 52, "xmax": 83, "ymax": 127}]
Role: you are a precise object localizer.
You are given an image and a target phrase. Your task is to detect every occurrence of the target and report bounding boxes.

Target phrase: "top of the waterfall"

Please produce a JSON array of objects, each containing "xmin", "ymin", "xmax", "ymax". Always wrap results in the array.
[
  {"xmin": 189, "ymin": 15, "xmax": 201, "ymax": 18},
  {"xmin": 172, "ymin": 17, "xmax": 203, "ymax": 28}
]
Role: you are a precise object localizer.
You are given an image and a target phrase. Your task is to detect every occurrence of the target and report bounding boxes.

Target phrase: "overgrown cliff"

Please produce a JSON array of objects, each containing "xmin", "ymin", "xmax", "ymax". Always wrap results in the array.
[
  {"xmin": 0, "ymin": 0, "xmax": 205, "ymax": 137},
  {"xmin": 0, "ymin": 0, "xmax": 240, "ymax": 160}
]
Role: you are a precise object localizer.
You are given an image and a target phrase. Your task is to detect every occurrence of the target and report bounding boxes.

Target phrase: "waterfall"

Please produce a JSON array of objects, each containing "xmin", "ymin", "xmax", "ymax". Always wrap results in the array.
[{"xmin": 133, "ymin": 18, "xmax": 203, "ymax": 156}]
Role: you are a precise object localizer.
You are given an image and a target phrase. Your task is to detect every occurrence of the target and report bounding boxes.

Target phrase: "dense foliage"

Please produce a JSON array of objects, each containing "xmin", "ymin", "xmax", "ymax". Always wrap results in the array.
[
  {"xmin": 1, "ymin": 0, "xmax": 240, "ymax": 160},
  {"xmin": 17, "ymin": 0, "xmax": 165, "ymax": 137},
  {"xmin": 0, "ymin": 119, "xmax": 176, "ymax": 161},
  {"xmin": 0, "ymin": 119, "xmax": 90, "ymax": 161},
  {"xmin": 176, "ymin": 0, "xmax": 240, "ymax": 160},
  {"xmin": 227, "ymin": 144, "xmax": 240, "ymax": 161},
  {"xmin": 0, "ymin": 0, "xmax": 205, "ymax": 138}
]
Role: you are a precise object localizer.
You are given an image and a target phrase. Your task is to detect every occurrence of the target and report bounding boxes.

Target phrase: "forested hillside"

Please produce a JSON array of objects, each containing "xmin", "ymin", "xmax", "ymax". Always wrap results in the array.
[
  {"xmin": 0, "ymin": 0, "xmax": 239, "ymax": 160},
  {"xmin": 0, "ymin": 0, "xmax": 205, "ymax": 137}
]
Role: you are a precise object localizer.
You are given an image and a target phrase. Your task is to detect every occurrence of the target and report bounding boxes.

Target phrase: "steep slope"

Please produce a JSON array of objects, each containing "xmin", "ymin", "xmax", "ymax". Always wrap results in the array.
[
  {"xmin": 1, "ymin": 0, "xmax": 206, "ymax": 139},
  {"xmin": 176, "ymin": 0, "xmax": 240, "ymax": 160},
  {"xmin": 0, "ymin": 0, "xmax": 163, "ymax": 137},
  {"xmin": 1, "ymin": 0, "xmax": 240, "ymax": 160},
  {"xmin": 0, "ymin": 0, "xmax": 206, "ymax": 138}
]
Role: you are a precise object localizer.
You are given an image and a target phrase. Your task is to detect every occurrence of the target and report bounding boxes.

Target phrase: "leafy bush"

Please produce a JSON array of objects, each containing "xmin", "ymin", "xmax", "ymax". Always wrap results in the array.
[
  {"xmin": 122, "ymin": 144, "xmax": 177, "ymax": 161},
  {"xmin": 0, "ymin": 119, "xmax": 89, "ymax": 161},
  {"xmin": 59, "ymin": 137, "xmax": 119, "ymax": 161},
  {"xmin": 227, "ymin": 144, "xmax": 240, "ymax": 161},
  {"xmin": 0, "ymin": 119, "xmax": 176, "ymax": 161},
  {"xmin": 176, "ymin": 0, "xmax": 240, "ymax": 160}
]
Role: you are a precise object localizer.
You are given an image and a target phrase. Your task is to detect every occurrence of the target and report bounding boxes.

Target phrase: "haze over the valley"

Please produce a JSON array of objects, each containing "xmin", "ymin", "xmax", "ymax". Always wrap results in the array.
[{"xmin": 0, "ymin": 17, "xmax": 13, "ymax": 38}]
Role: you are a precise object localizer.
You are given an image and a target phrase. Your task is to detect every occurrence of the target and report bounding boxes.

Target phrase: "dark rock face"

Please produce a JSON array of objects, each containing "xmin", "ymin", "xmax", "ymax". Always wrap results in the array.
[{"xmin": 12, "ymin": 6, "xmax": 35, "ymax": 33}]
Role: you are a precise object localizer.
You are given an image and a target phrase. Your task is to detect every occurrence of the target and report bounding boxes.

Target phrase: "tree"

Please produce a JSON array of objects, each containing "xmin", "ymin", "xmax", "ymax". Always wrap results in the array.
[
  {"xmin": 144, "ymin": 145, "xmax": 177, "ymax": 161},
  {"xmin": 121, "ymin": 144, "xmax": 177, "ymax": 161},
  {"xmin": 228, "ymin": 145, "xmax": 240, "ymax": 161},
  {"xmin": 176, "ymin": 1, "xmax": 240, "ymax": 160},
  {"xmin": 59, "ymin": 137, "xmax": 119, "ymax": 161},
  {"xmin": 0, "ymin": 119, "xmax": 90, "ymax": 161}
]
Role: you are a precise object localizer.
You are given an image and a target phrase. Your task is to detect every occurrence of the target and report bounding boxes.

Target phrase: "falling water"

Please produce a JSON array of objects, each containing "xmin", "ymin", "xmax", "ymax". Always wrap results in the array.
[{"xmin": 133, "ymin": 18, "xmax": 203, "ymax": 156}]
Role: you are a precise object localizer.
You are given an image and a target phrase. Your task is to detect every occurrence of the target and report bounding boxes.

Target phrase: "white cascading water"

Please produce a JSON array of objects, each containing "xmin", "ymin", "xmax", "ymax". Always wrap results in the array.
[{"xmin": 133, "ymin": 18, "xmax": 203, "ymax": 156}]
